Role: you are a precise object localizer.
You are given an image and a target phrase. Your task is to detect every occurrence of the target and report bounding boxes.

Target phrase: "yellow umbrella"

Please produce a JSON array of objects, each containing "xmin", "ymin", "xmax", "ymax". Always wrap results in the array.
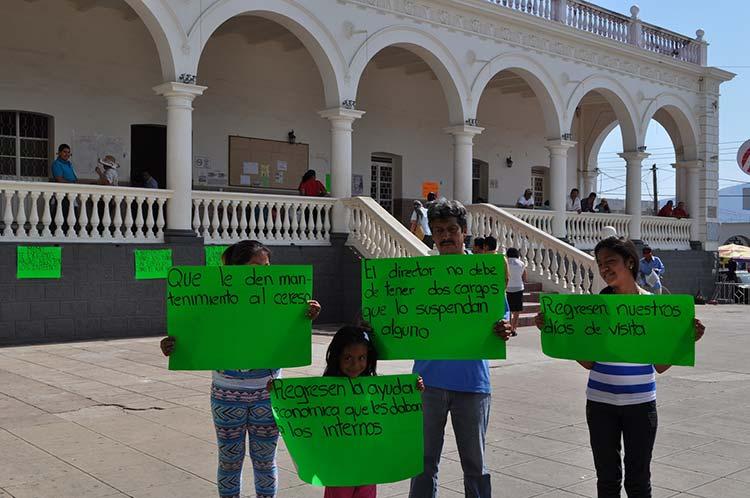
[{"xmin": 718, "ymin": 244, "xmax": 750, "ymax": 260}]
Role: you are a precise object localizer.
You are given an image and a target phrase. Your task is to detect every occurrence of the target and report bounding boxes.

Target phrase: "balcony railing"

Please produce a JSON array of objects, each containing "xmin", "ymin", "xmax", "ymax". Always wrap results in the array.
[
  {"xmin": 0, "ymin": 182, "xmax": 695, "ymax": 251},
  {"xmin": 0, "ymin": 181, "xmax": 170, "ymax": 243},
  {"xmin": 489, "ymin": 0, "xmax": 706, "ymax": 65},
  {"xmin": 192, "ymin": 191, "xmax": 335, "ymax": 246}
]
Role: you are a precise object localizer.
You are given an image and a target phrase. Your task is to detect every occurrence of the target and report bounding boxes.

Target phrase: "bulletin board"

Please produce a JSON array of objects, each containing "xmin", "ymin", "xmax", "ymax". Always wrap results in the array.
[{"xmin": 228, "ymin": 136, "xmax": 309, "ymax": 191}]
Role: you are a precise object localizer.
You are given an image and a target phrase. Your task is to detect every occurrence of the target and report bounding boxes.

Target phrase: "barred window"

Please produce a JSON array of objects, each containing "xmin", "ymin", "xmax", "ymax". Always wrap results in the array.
[{"xmin": 0, "ymin": 111, "xmax": 52, "ymax": 180}]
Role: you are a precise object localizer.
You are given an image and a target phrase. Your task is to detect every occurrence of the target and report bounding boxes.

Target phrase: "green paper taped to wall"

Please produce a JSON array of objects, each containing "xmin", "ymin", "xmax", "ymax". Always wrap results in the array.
[
  {"xmin": 17, "ymin": 246, "xmax": 61, "ymax": 279},
  {"xmin": 270, "ymin": 374, "xmax": 423, "ymax": 486},
  {"xmin": 134, "ymin": 249, "xmax": 172, "ymax": 280},
  {"xmin": 361, "ymin": 254, "xmax": 506, "ymax": 360},
  {"xmin": 167, "ymin": 265, "xmax": 313, "ymax": 370},
  {"xmin": 204, "ymin": 245, "xmax": 228, "ymax": 267},
  {"xmin": 539, "ymin": 294, "xmax": 695, "ymax": 366}
]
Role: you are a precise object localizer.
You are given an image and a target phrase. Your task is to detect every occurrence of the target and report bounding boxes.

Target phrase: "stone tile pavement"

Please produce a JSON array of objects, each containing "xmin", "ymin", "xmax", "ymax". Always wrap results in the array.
[{"xmin": 1, "ymin": 305, "xmax": 749, "ymax": 497}]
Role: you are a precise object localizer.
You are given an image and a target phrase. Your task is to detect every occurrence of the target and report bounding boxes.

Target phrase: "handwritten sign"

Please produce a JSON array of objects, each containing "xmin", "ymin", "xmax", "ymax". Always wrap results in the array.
[
  {"xmin": 167, "ymin": 265, "xmax": 312, "ymax": 370},
  {"xmin": 361, "ymin": 255, "xmax": 506, "ymax": 360},
  {"xmin": 539, "ymin": 294, "xmax": 695, "ymax": 366},
  {"xmin": 204, "ymin": 245, "xmax": 228, "ymax": 267},
  {"xmin": 134, "ymin": 249, "xmax": 172, "ymax": 280},
  {"xmin": 270, "ymin": 374, "xmax": 423, "ymax": 486},
  {"xmin": 17, "ymin": 246, "xmax": 61, "ymax": 279}
]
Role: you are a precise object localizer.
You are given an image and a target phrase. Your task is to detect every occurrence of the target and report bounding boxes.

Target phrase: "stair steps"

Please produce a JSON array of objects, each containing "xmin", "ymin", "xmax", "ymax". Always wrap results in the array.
[{"xmin": 516, "ymin": 281, "xmax": 545, "ymax": 327}]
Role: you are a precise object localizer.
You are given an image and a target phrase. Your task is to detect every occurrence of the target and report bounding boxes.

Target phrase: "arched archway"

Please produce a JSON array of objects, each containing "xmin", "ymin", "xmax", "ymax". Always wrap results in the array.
[
  {"xmin": 470, "ymin": 56, "xmax": 565, "ymax": 207},
  {"xmin": 348, "ymin": 26, "xmax": 468, "ymax": 124},
  {"xmin": 640, "ymin": 93, "xmax": 700, "ymax": 162},
  {"xmin": 470, "ymin": 53, "xmax": 564, "ymax": 138},
  {"xmin": 566, "ymin": 75, "xmax": 640, "ymax": 151},
  {"xmin": 188, "ymin": 0, "xmax": 344, "ymax": 107},
  {"xmin": 1, "ymin": 0, "xmax": 166, "ymax": 182},
  {"xmin": 123, "ymin": 0, "xmax": 178, "ymax": 80}
]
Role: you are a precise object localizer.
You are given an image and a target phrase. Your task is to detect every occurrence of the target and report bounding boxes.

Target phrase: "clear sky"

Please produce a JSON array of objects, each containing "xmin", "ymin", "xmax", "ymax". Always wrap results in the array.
[{"xmin": 589, "ymin": 1, "xmax": 749, "ymax": 200}]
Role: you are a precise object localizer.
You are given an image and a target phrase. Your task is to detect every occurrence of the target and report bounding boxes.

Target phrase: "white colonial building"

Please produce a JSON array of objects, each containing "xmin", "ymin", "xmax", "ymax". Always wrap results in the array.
[{"xmin": 0, "ymin": 0, "xmax": 735, "ymax": 301}]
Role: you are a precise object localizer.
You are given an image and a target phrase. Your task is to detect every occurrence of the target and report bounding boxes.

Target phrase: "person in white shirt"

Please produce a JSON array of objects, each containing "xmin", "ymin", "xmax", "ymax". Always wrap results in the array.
[
  {"xmin": 505, "ymin": 247, "xmax": 527, "ymax": 335},
  {"xmin": 566, "ymin": 188, "xmax": 582, "ymax": 213},
  {"xmin": 410, "ymin": 200, "xmax": 433, "ymax": 248},
  {"xmin": 516, "ymin": 189, "xmax": 535, "ymax": 209},
  {"xmin": 95, "ymin": 155, "xmax": 119, "ymax": 186}
]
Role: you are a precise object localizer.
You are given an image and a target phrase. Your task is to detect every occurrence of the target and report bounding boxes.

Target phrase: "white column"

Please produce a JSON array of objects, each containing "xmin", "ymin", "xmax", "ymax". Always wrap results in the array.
[
  {"xmin": 153, "ymin": 82, "xmax": 206, "ymax": 238},
  {"xmin": 673, "ymin": 163, "xmax": 686, "ymax": 204},
  {"xmin": 620, "ymin": 151, "xmax": 650, "ymax": 241},
  {"xmin": 318, "ymin": 107, "xmax": 365, "ymax": 232},
  {"xmin": 674, "ymin": 160, "xmax": 703, "ymax": 242},
  {"xmin": 444, "ymin": 125, "xmax": 483, "ymax": 205},
  {"xmin": 546, "ymin": 139, "xmax": 576, "ymax": 238},
  {"xmin": 582, "ymin": 168, "xmax": 598, "ymax": 197}
]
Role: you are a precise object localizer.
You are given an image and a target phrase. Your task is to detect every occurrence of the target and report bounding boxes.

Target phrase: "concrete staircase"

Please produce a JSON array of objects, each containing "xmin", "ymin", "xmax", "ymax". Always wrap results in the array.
[{"xmin": 518, "ymin": 281, "xmax": 544, "ymax": 327}]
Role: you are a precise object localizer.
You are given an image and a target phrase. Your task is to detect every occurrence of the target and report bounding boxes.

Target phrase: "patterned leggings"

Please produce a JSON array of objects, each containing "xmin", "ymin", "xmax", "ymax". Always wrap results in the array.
[{"xmin": 211, "ymin": 384, "xmax": 279, "ymax": 498}]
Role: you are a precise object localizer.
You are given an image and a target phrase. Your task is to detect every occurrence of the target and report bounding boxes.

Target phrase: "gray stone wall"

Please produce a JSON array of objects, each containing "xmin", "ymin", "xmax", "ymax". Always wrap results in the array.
[
  {"xmin": 646, "ymin": 249, "xmax": 717, "ymax": 297},
  {"xmin": 0, "ymin": 237, "xmax": 362, "ymax": 346}
]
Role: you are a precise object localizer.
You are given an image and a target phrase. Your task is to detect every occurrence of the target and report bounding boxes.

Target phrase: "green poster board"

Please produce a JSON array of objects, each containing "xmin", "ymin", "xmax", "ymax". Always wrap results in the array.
[
  {"xmin": 134, "ymin": 249, "xmax": 173, "ymax": 280},
  {"xmin": 325, "ymin": 173, "xmax": 331, "ymax": 192},
  {"xmin": 204, "ymin": 245, "xmax": 228, "ymax": 267},
  {"xmin": 17, "ymin": 246, "xmax": 61, "ymax": 279},
  {"xmin": 361, "ymin": 254, "xmax": 506, "ymax": 360},
  {"xmin": 270, "ymin": 374, "xmax": 423, "ymax": 486},
  {"xmin": 539, "ymin": 294, "xmax": 695, "ymax": 366},
  {"xmin": 167, "ymin": 265, "xmax": 313, "ymax": 370}
]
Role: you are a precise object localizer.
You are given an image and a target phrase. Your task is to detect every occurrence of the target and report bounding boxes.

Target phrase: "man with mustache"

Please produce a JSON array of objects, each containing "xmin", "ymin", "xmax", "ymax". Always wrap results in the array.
[{"xmin": 409, "ymin": 199, "xmax": 513, "ymax": 498}]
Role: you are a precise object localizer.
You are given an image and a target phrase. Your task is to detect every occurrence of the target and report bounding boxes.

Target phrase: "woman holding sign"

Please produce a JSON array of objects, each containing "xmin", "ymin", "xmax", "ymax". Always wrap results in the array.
[
  {"xmin": 534, "ymin": 237, "xmax": 705, "ymax": 498},
  {"xmin": 160, "ymin": 240, "xmax": 321, "ymax": 498}
]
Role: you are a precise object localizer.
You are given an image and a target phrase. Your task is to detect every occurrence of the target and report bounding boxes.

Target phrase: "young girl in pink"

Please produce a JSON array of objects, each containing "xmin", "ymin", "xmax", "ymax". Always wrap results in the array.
[{"xmin": 321, "ymin": 326, "xmax": 423, "ymax": 498}]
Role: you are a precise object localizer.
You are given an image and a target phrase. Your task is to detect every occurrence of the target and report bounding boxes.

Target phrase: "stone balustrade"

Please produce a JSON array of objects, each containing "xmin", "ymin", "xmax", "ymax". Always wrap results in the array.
[
  {"xmin": 489, "ymin": 0, "xmax": 705, "ymax": 65},
  {"xmin": 341, "ymin": 196, "xmax": 429, "ymax": 258},
  {"xmin": 0, "ymin": 181, "xmax": 170, "ymax": 243},
  {"xmin": 192, "ymin": 191, "xmax": 335, "ymax": 246}
]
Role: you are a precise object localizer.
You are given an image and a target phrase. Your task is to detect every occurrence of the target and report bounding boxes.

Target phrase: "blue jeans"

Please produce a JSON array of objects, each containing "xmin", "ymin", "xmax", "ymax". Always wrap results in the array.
[{"xmin": 409, "ymin": 387, "xmax": 491, "ymax": 498}]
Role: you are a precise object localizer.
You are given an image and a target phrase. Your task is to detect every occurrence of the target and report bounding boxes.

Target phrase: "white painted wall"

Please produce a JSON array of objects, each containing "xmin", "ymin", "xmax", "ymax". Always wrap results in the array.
[
  {"xmin": 0, "ymin": 0, "xmax": 164, "ymax": 182},
  {"xmin": 2, "ymin": 0, "xmax": 731, "ymax": 244},
  {"xmin": 194, "ymin": 27, "xmax": 329, "ymax": 189}
]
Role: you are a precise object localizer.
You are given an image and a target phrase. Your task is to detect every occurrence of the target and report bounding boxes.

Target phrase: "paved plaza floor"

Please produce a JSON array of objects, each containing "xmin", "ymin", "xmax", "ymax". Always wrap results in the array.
[{"xmin": 1, "ymin": 305, "xmax": 749, "ymax": 497}]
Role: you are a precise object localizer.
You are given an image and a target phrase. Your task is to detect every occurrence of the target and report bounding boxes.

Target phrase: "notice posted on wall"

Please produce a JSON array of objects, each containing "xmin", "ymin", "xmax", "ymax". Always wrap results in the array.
[
  {"xmin": 134, "ymin": 249, "xmax": 173, "ymax": 280},
  {"xmin": 16, "ymin": 246, "xmax": 62, "ymax": 279},
  {"xmin": 361, "ymin": 254, "xmax": 506, "ymax": 360},
  {"xmin": 270, "ymin": 374, "xmax": 423, "ymax": 486},
  {"xmin": 539, "ymin": 294, "xmax": 695, "ymax": 366},
  {"xmin": 166, "ymin": 265, "xmax": 313, "ymax": 370},
  {"xmin": 204, "ymin": 245, "xmax": 228, "ymax": 267}
]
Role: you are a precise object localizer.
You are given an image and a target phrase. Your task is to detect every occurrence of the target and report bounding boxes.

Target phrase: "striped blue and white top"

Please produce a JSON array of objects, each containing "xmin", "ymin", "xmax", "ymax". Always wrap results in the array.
[
  {"xmin": 586, "ymin": 362, "xmax": 656, "ymax": 406},
  {"xmin": 212, "ymin": 369, "xmax": 280, "ymax": 390}
]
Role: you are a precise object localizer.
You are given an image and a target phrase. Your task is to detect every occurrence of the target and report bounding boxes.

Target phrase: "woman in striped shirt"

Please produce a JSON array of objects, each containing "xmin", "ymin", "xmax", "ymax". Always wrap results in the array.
[{"xmin": 535, "ymin": 237, "xmax": 705, "ymax": 497}]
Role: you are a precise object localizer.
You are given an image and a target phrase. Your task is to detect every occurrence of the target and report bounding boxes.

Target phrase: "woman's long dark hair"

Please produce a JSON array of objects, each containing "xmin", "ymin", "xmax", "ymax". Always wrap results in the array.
[
  {"xmin": 221, "ymin": 240, "xmax": 271, "ymax": 265},
  {"xmin": 594, "ymin": 237, "xmax": 639, "ymax": 280},
  {"xmin": 323, "ymin": 325, "xmax": 378, "ymax": 377},
  {"xmin": 300, "ymin": 169, "xmax": 316, "ymax": 184}
]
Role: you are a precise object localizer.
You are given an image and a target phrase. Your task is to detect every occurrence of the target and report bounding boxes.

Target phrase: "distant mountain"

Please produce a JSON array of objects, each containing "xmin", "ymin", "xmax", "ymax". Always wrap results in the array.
[{"xmin": 719, "ymin": 183, "xmax": 750, "ymax": 222}]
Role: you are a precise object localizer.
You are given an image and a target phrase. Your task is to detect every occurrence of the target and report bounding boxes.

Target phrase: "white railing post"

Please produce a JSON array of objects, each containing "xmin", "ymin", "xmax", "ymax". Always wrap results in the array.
[
  {"xmin": 696, "ymin": 29, "xmax": 708, "ymax": 66},
  {"xmin": 547, "ymin": 139, "xmax": 576, "ymax": 239},
  {"xmin": 319, "ymin": 107, "xmax": 365, "ymax": 233},
  {"xmin": 445, "ymin": 125, "xmax": 484, "ymax": 205},
  {"xmin": 552, "ymin": 0, "xmax": 567, "ymax": 22},
  {"xmin": 154, "ymin": 81, "xmax": 206, "ymax": 241},
  {"xmin": 628, "ymin": 5, "xmax": 643, "ymax": 48},
  {"xmin": 620, "ymin": 151, "xmax": 649, "ymax": 242}
]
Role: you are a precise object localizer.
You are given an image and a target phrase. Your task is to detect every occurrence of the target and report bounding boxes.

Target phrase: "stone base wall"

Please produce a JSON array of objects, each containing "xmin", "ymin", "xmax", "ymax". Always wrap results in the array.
[{"xmin": 0, "ymin": 236, "xmax": 362, "ymax": 346}]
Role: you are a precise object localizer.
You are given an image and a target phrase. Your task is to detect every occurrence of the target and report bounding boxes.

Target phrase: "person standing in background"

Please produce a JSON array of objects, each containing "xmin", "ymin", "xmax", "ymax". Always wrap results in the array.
[{"xmin": 51, "ymin": 144, "xmax": 78, "ymax": 183}]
